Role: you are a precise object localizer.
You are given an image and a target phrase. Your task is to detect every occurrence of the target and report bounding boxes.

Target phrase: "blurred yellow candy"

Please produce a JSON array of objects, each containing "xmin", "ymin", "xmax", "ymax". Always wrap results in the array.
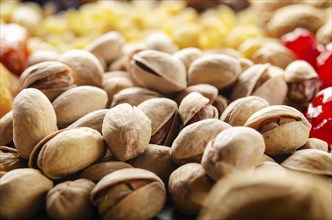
[
  {"xmin": 226, "ymin": 25, "xmax": 263, "ymax": 49},
  {"xmin": 171, "ymin": 23, "xmax": 200, "ymax": 48}
]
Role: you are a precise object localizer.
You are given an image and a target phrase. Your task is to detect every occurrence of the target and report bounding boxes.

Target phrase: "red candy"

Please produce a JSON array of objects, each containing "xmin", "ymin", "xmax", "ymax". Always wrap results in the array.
[{"xmin": 317, "ymin": 44, "xmax": 332, "ymax": 87}]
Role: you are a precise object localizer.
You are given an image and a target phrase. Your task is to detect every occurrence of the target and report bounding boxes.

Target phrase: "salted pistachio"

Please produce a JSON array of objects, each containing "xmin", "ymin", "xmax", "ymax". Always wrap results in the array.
[
  {"xmin": 138, "ymin": 98, "xmax": 180, "ymax": 146},
  {"xmin": 13, "ymin": 88, "xmax": 57, "ymax": 159},
  {"xmin": 0, "ymin": 168, "xmax": 53, "ymax": 219},
  {"xmin": 80, "ymin": 161, "xmax": 132, "ymax": 183},
  {"xmin": 237, "ymin": 57, "xmax": 254, "ymax": 72},
  {"xmin": 0, "ymin": 146, "xmax": 27, "ymax": 172},
  {"xmin": 144, "ymin": 32, "xmax": 178, "ymax": 54},
  {"xmin": 316, "ymin": 20, "xmax": 332, "ymax": 45},
  {"xmin": 0, "ymin": 111, "xmax": 13, "ymax": 146},
  {"xmin": 52, "ymin": 86, "xmax": 108, "ymax": 128},
  {"xmin": 203, "ymin": 48, "xmax": 243, "ymax": 58},
  {"xmin": 255, "ymin": 161, "xmax": 286, "ymax": 175},
  {"xmin": 130, "ymin": 49, "xmax": 187, "ymax": 94},
  {"xmin": 46, "ymin": 179, "xmax": 95, "ymax": 220},
  {"xmin": 201, "ymin": 127, "xmax": 265, "ymax": 181},
  {"xmin": 170, "ymin": 119, "xmax": 231, "ymax": 165},
  {"xmin": 281, "ymin": 149, "xmax": 332, "ymax": 176},
  {"xmin": 175, "ymin": 84, "xmax": 218, "ymax": 105},
  {"xmin": 111, "ymin": 87, "xmax": 162, "ymax": 107},
  {"xmin": 58, "ymin": 49, "xmax": 104, "ymax": 87},
  {"xmin": 199, "ymin": 170, "xmax": 332, "ymax": 220},
  {"xmin": 244, "ymin": 105, "xmax": 311, "ymax": 156},
  {"xmin": 252, "ymin": 43, "xmax": 296, "ymax": 69},
  {"xmin": 179, "ymin": 92, "xmax": 218, "ymax": 127},
  {"xmin": 300, "ymin": 138, "xmax": 329, "ymax": 152},
  {"xmin": 29, "ymin": 127, "xmax": 106, "ymax": 179},
  {"xmin": 28, "ymin": 49, "xmax": 60, "ymax": 66},
  {"xmin": 258, "ymin": 154, "xmax": 275, "ymax": 164},
  {"xmin": 109, "ymin": 44, "xmax": 145, "ymax": 72},
  {"xmin": 85, "ymin": 31, "xmax": 125, "ymax": 63},
  {"xmin": 188, "ymin": 54, "xmax": 242, "ymax": 90},
  {"xmin": 231, "ymin": 64, "xmax": 288, "ymax": 105},
  {"xmin": 102, "ymin": 103, "xmax": 151, "ymax": 161},
  {"xmin": 168, "ymin": 163, "xmax": 214, "ymax": 215},
  {"xmin": 19, "ymin": 61, "xmax": 74, "ymax": 101},
  {"xmin": 266, "ymin": 4, "xmax": 325, "ymax": 38},
  {"xmin": 284, "ymin": 60, "xmax": 319, "ymax": 108},
  {"xmin": 212, "ymin": 95, "xmax": 228, "ymax": 116},
  {"xmin": 128, "ymin": 144, "xmax": 178, "ymax": 184},
  {"xmin": 90, "ymin": 168, "xmax": 166, "ymax": 220},
  {"xmin": 173, "ymin": 47, "xmax": 203, "ymax": 70},
  {"xmin": 220, "ymin": 96, "xmax": 269, "ymax": 126}
]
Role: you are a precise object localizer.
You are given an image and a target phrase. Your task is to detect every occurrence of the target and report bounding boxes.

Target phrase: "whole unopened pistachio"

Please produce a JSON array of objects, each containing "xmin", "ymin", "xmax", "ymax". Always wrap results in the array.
[
  {"xmin": 90, "ymin": 168, "xmax": 166, "ymax": 220},
  {"xmin": 144, "ymin": 32, "xmax": 178, "ymax": 54},
  {"xmin": 46, "ymin": 179, "xmax": 95, "ymax": 220},
  {"xmin": 130, "ymin": 50, "xmax": 187, "ymax": 94},
  {"xmin": 0, "ymin": 168, "xmax": 53, "ymax": 219},
  {"xmin": 220, "ymin": 96, "xmax": 269, "ymax": 126},
  {"xmin": 0, "ymin": 146, "xmax": 27, "ymax": 172},
  {"xmin": 0, "ymin": 111, "xmax": 13, "ymax": 146},
  {"xmin": 13, "ymin": 88, "xmax": 57, "ymax": 159},
  {"xmin": 173, "ymin": 47, "xmax": 203, "ymax": 70},
  {"xmin": 28, "ymin": 49, "xmax": 60, "ymax": 66},
  {"xmin": 300, "ymin": 138, "xmax": 329, "ymax": 152},
  {"xmin": 168, "ymin": 163, "xmax": 214, "ymax": 215},
  {"xmin": 175, "ymin": 84, "xmax": 218, "ymax": 105},
  {"xmin": 52, "ymin": 86, "xmax": 108, "ymax": 128},
  {"xmin": 244, "ymin": 105, "xmax": 311, "ymax": 156},
  {"xmin": 171, "ymin": 119, "xmax": 231, "ymax": 165},
  {"xmin": 102, "ymin": 103, "xmax": 151, "ymax": 161},
  {"xmin": 201, "ymin": 127, "xmax": 265, "ymax": 181}
]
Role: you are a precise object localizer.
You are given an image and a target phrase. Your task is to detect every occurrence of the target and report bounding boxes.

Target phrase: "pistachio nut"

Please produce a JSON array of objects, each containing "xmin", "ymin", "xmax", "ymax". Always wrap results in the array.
[
  {"xmin": 19, "ymin": 61, "xmax": 74, "ymax": 101},
  {"xmin": 0, "ymin": 168, "xmax": 53, "ymax": 219},
  {"xmin": 168, "ymin": 163, "xmax": 214, "ymax": 215},
  {"xmin": 46, "ymin": 179, "xmax": 96, "ymax": 220},
  {"xmin": 52, "ymin": 86, "xmax": 108, "ymax": 128},
  {"xmin": 255, "ymin": 161, "xmax": 286, "ymax": 173},
  {"xmin": 220, "ymin": 96, "xmax": 269, "ymax": 126},
  {"xmin": 316, "ymin": 20, "xmax": 332, "ymax": 45},
  {"xmin": 238, "ymin": 57, "xmax": 254, "ymax": 72},
  {"xmin": 212, "ymin": 95, "xmax": 228, "ymax": 116},
  {"xmin": 0, "ymin": 146, "xmax": 27, "ymax": 172},
  {"xmin": 28, "ymin": 49, "xmax": 60, "ymax": 66},
  {"xmin": 175, "ymin": 84, "xmax": 218, "ymax": 105},
  {"xmin": 173, "ymin": 47, "xmax": 203, "ymax": 70},
  {"xmin": 201, "ymin": 127, "xmax": 265, "ymax": 181},
  {"xmin": 300, "ymin": 138, "xmax": 329, "ymax": 152},
  {"xmin": 130, "ymin": 49, "xmax": 187, "ymax": 94},
  {"xmin": 0, "ymin": 110, "xmax": 13, "ymax": 146},
  {"xmin": 144, "ymin": 32, "xmax": 178, "ymax": 54},
  {"xmin": 90, "ymin": 168, "xmax": 166, "ymax": 220},
  {"xmin": 102, "ymin": 103, "xmax": 151, "ymax": 161},
  {"xmin": 170, "ymin": 119, "xmax": 231, "ymax": 165},
  {"xmin": 13, "ymin": 88, "xmax": 58, "ymax": 159},
  {"xmin": 244, "ymin": 105, "xmax": 312, "ymax": 156},
  {"xmin": 258, "ymin": 154, "xmax": 276, "ymax": 164}
]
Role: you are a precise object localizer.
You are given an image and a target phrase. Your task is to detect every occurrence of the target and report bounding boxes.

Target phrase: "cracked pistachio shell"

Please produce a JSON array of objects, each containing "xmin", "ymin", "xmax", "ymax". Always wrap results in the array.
[
  {"xmin": 201, "ymin": 127, "xmax": 265, "ymax": 181},
  {"xmin": 13, "ymin": 88, "xmax": 58, "ymax": 159},
  {"xmin": 220, "ymin": 96, "xmax": 269, "ymax": 126},
  {"xmin": 0, "ymin": 168, "xmax": 53, "ymax": 219},
  {"xmin": 179, "ymin": 92, "xmax": 218, "ymax": 126},
  {"xmin": 168, "ymin": 163, "xmax": 214, "ymax": 215},
  {"xmin": 46, "ymin": 179, "xmax": 95, "ymax": 220},
  {"xmin": 244, "ymin": 105, "xmax": 311, "ymax": 156},
  {"xmin": 170, "ymin": 119, "xmax": 231, "ymax": 165},
  {"xmin": 144, "ymin": 32, "xmax": 178, "ymax": 54},
  {"xmin": 58, "ymin": 49, "xmax": 104, "ymax": 87},
  {"xmin": 175, "ymin": 84, "xmax": 218, "ymax": 105},
  {"xmin": 0, "ymin": 111, "xmax": 13, "ymax": 146},
  {"xmin": 281, "ymin": 149, "xmax": 332, "ymax": 176},
  {"xmin": 52, "ymin": 86, "xmax": 108, "ymax": 128},
  {"xmin": 199, "ymin": 171, "xmax": 332, "ymax": 220},
  {"xmin": 90, "ymin": 168, "xmax": 166, "ymax": 220},
  {"xmin": 138, "ymin": 98, "xmax": 180, "ymax": 146},
  {"xmin": 173, "ymin": 47, "xmax": 203, "ymax": 70},
  {"xmin": 188, "ymin": 54, "xmax": 241, "ymax": 90},
  {"xmin": 130, "ymin": 50, "xmax": 187, "ymax": 94},
  {"xmin": 0, "ymin": 146, "xmax": 27, "ymax": 172},
  {"xmin": 102, "ymin": 103, "xmax": 151, "ymax": 161},
  {"xmin": 19, "ymin": 61, "xmax": 74, "ymax": 101},
  {"xmin": 300, "ymin": 138, "xmax": 329, "ymax": 152}
]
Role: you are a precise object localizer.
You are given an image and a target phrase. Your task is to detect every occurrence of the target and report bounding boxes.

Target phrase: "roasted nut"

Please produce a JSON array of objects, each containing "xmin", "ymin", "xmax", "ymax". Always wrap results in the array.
[
  {"xmin": 258, "ymin": 154, "xmax": 276, "ymax": 164},
  {"xmin": 212, "ymin": 95, "xmax": 228, "ymax": 116},
  {"xmin": 144, "ymin": 32, "xmax": 178, "ymax": 54},
  {"xmin": 109, "ymin": 44, "xmax": 145, "ymax": 72},
  {"xmin": 0, "ymin": 168, "xmax": 53, "ymax": 219},
  {"xmin": 244, "ymin": 105, "xmax": 312, "ymax": 156},
  {"xmin": 300, "ymin": 138, "xmax": 329, "ymax": 152},
  {"xmin": 201, "ymin": 127, "xmax": 265, "ymax": 181},
  {"xmin": 28, "ymin": 49, "xmax": 60, "ymax": 66},
  {"xmin": 175, "ymin": 84, "xmax": 218, "ymax": 105},
  {"xmin": 0, "ymin": 146, "xmax": 27, "ymax": 172},
  {"xmin": 316, "ymin": 20, "xmax": 332, "ymax": 45},
  {"xmin": 173, "ymin": 47, "xmax": 203, "ymax": 70},
  {"xmin": 130, "ymin": 49, "xmax": 187, "ymax": 94},
  {"xmin": 168, "ymin": 163, "xmax": 214, "ymax": 215},
  {"xmin": 102, "ymin": 103, "xmax": 151, "ymax": 161},
  {"xmin": 46, "ymin": 179, "xmax": 95, "ymax": 220},
  {"xmin": 171, "ymin": 119, "xmax": 231, "ymax": 165},
  {"xmin": 90, "ymin": 168, "xmax": 166, "ymax": 220},
  {"xmin": 13, "ymin": 88, "xmax": 58, "ymax": 159},
  {"xmin": 52, "ymin": 86, "xmax": 108, "ymax": 128},
  {"xmin": 255, "ymin": 161, "xmax": 286, "ymax": 175},
  {"xmin": 0, "ymin": 110, "xmax": 13, "ymax": 146},
  {"xmin": 220, "ymin": 96, "xmax": 269, "ymax": 126},
  {"xmin": 237, "ymin": 57, "xmax": 254, "ymax": 72}
]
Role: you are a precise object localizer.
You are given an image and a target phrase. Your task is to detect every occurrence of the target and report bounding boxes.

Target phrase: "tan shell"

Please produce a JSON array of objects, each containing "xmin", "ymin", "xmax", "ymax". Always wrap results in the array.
[
  {"xmin": 102, "ymin": 103, "xmax": 151, "ymax": 161},
  {"xmin": 130, "ymin": 49, "xmax": 187, "ymax": 94},
  {"xmin": 19, "ymin": 61, "xmax": 74, "ymax": 101},
  {"xmin": 304, "ymin": 0, "xmax": 332, "ymax": 8},
  {"xmin": 0, "ymin": 146, "xmax": 27, "ymax": 172},
  {"xmin": 316, "ymin": 20, "xmax": 332, "ymax": 45},
  {"xmin": 46, "ymin": 179, "xmax": 95, "ymax": 220},
  {"xmin": 170, "ymin": 119, "xmax": 231, "ymax": 165},
  {"xmin": 238, "ymin": 57, "xmax": 254, "ymax": 72},
  {"xmin": 255, "ymin": 161, "xmax": 286, "ymax": 175},
  {"xmin": 13, "ymin": 88, "xmax": 58, "ymax": 159},
  {"xmin": 244, "ymin": 105, "xmax": 311, "ymax": 156},
  {"xmin": 300, "ymin": 138, "xmax": 329, "ymax": 152},
  {"xmin": 212, "ymin": 95, "xmax": 228, "ymax": 116},
  {"xmin": 188, "ymin": 54, "xmax": 241, "ymax": 90},
  {"xmin": 58, "ymin": 49, "xmax": 104, "ymax": 87},
  {"xmin": 0, "ymin": 110, "xmax": 13, "ymax": 146},
  {"xmin": 168, "ymin": 163, "xmax": 214, "ymax": 215},
  {"xmin": 144, "ymin": 32, "xmax": 178, "ymax": 54},
  {"xmin": 0, "ymin": 168, "xmax": 53, "ymax": 219},
  {"xmin": 285, "ymin": 60, "xmax": 318, "ymax": 82},
  {"xmin": 175, "ymin": 84, "xmax": 218, "ymax": 105},
  {"xmin": 201, "ymin": 127, "xmax": 265, "ymax": 181},
  {"xmin": 52, "ymin": 86, "xmax": 108, "ymax": 128},
  {"xmin": 220, "ymin": 96, "xmax": 269, "ymax": 126},
  {"xmin": 281, "ymin": 149, "xmax": 332, "ymax": 176},
  {"xmin": 28, "ymin": 49, "xmax": 60, "ymax": 66},
  {"xmin": 173, "ymin": 47, "xmax": 203, "ymax": 69}
]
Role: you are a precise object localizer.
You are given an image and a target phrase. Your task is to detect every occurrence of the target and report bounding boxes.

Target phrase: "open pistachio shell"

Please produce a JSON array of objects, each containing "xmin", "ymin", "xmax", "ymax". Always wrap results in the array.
[
  {"xmin": 175, "ymin": 84, "xmax": 218, "ymax": 105},
  {"xmin": 0, "ymin": 146, "xmax": 27, "ymax": 172}
]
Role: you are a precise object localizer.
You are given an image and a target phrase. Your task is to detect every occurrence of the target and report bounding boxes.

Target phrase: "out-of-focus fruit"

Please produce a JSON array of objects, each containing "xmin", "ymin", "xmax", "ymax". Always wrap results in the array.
[{"xmin": 317, "ymin": 44, "xmax": 332, "ymax": 86}]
